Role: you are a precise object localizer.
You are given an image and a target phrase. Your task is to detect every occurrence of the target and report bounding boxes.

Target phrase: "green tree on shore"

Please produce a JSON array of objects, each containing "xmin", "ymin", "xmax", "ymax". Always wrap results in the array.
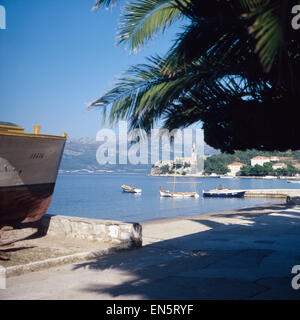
[
  {"xmin": 238, "ymin": 162, "xmax": 300, "ymax": 177},
  {"xmin": 238, "ymin": 163, "xmax": 273, "ymax": 176},
  {"xmin": 204, "ymin": 156, "xmax": 229, "ymax": 175},
  {"xmin": 160, "ymin": 164, "xmax": 170, "ymax": 174}
]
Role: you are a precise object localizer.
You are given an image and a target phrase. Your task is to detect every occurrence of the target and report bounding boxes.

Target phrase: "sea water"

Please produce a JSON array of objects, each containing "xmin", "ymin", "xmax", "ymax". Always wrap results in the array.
[{"xmin": 47, "ymin": 173, "xmax": 299, "ymax": 222}]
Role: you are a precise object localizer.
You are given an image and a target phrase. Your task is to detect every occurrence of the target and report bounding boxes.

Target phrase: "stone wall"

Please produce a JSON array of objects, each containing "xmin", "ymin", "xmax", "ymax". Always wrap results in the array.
[
  {"xmin": 40, "ymin": 214, "xmax": 142, "ymax": 248},
  {"xmin": 244, "ymin": 189, "xmax": 300, "ymax": 198}
]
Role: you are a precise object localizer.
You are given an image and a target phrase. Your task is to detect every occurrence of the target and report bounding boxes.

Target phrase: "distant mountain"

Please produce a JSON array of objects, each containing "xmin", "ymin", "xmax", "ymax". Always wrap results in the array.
[
  {"xmin": 61, "ymin": 137, "xmax": 151, "ymax": 173},
  {"xmin": 60, "ymin": 137, "xmax": 219, "ymax": 173},
  {"xmin": 204, "ymin": 144, "xmax": 220, "ymax": 156}
]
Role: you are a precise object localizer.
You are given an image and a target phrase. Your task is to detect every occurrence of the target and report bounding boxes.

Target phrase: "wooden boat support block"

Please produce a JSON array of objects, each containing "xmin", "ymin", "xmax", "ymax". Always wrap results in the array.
[
  {"xmin": 39, "ymin": 215, "xmax": 142, "ymax": 248},
  {"xmin": 0, "ymin": 227, "xmax": 38, "ymax": 246}
]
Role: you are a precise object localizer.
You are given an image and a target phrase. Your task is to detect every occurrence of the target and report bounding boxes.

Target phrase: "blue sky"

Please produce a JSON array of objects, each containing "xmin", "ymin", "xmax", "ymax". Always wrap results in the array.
[{"xmin": 0, "ymin": 0, "xmax": 181, "ymax": 138}]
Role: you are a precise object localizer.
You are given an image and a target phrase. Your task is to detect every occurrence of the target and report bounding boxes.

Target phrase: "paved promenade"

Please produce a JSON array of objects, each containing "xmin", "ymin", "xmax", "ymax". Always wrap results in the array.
[{"xmin": 1, "ymin": 203, "xmax": 300, "ymax": 299}]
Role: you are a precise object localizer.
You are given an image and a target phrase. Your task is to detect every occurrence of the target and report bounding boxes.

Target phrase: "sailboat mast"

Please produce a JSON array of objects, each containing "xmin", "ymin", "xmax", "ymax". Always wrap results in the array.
[{"xmin": 173, "ymin": 163, "xmax": 176, "ymax": 193}]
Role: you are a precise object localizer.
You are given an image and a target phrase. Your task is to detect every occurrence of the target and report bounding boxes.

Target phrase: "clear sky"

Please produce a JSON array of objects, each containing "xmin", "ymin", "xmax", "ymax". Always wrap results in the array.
[{"xmin": 0, "ymin": 0, "xmax": 181, "ymax": 138}]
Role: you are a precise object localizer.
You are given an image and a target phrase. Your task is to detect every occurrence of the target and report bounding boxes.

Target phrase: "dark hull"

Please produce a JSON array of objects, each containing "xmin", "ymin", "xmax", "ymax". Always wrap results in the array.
[
  {"xmin": 0, "ymin": 183, "xmax": 55, "ymax": 225},
  {"xmin": 203, "ymin": 191, "xmax": 245, "ymax": 198},
  {"xmin": 0, "ymin": 130, "xmax": 66, "ymax": 226}
]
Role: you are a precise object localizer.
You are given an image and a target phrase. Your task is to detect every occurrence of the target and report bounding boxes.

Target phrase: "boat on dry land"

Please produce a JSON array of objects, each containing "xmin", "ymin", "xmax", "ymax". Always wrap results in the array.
[
  {"xmin": 0, "ymin": 122, "xmax": 67, "ymax": 225},
  {"xmin": 121, "ymin": 184, "xmax": 142, "ymax": 193}
]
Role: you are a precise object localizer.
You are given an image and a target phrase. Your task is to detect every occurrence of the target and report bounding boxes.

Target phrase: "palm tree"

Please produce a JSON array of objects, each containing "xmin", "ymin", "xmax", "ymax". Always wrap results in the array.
[
  {"xmin": 90, "ymin": 0, "xmax": 300, "ymax": 152},
  {"xmin": 93, "ymin": 0, "xmax": 186, "ymax": 52}
]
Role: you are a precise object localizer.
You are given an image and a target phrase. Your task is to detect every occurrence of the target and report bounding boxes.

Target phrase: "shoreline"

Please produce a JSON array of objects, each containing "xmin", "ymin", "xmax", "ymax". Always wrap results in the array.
[
  {"xmin": 149, "ymin": 174, "xmax": 300, "ymax": 179},
  {"xmin": 58, "ymin": 171, "xmax": 300, "ymax": 180},
  {"xmin": 140, "ymin": 200, "xmax": 284, "ymax": 225},
  {"xmin": 3, "ymin": 199, "xmax": 300, "ymax": 299}
]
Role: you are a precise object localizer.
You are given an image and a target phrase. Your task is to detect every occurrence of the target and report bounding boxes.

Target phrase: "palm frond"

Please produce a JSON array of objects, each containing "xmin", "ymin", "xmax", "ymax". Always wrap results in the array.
[
  {"xmin": 92, "ymin": 0, "xmax": 120, "ymax": 10},
  {"xmin": 242, "ymin": 0, "xmax": 283, "ymax": 72},
  {"xmin": 117, "ymin": 0, "xmax": 184, "ymax": 52},
  {"xmin": 89, "ymin": 50, "xmax": 265, "ymax": 133}
]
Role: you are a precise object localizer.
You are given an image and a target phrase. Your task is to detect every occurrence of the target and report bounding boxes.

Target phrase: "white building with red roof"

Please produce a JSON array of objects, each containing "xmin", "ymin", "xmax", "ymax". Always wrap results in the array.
[
  {"xmin": 272, "ymin": 162, "xmax": 287, "ymax": 170},
  {"xmin": 251, "ymin": 156, "xmax": 270, "ymax": 166},
  {"xmin": 227, "ymin": 162, "xmax": 246, "ymax": 176},
  {"xmin": 269, "ymin": 156, "xmax": 280, "ymax": 162}
]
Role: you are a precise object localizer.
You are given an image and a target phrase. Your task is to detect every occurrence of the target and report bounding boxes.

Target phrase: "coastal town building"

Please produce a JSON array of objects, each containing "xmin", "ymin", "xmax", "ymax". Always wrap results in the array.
[
  {"xmin": 250, "ymin": 156, "xmax": 280, "ymax": 166},
  {"xmin": 272, "ymin": 163, "xmax": 287, "ymax": 170},
  {"xmin": 151, "ymin": 144, "xmax": 204, "ymax": 175},
  {"xmin": 227, "ymin": 162, "xmax": 245, "ymax": 176},
  {"xmin": 269, "ymin": 156, "xmax": 280, "ymax": 162},
  {"xmin": 250, "ymin": 156, "xmax": 270, "ymax": 166},
  {"xmin": 175, "ymin": 144, "xmax": 199, "ymax": 174}
]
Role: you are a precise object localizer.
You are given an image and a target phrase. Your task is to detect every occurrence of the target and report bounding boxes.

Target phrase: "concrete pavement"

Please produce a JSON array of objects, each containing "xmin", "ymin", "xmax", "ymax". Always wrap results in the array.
[{"xmin": 1, "ymin": 203, "xmax": 300, "ymax": 299}]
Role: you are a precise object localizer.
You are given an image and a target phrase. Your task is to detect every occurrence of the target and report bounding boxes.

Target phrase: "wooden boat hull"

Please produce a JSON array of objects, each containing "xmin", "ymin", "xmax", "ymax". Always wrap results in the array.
[
  {"xmin": 160, "ymin": 190, "xmax": 199, "ymax": 198},
  {"xmin": 121, "ymin": 185, "xmax": 142, "ymax": 193},
  {"xmin": 0, "ymin": 130, "xmax": 66, "ymax": 225},
  {"xmin": 203, "ymin": 191, "xmax": 245, "ymax": 198},
  {"xmin": 122, "ymin": 188, "xmax": 142, "ymax": 193},
  {"xmin": 0, "ymin": 183, "xmax": 55, "ymax": 224}
]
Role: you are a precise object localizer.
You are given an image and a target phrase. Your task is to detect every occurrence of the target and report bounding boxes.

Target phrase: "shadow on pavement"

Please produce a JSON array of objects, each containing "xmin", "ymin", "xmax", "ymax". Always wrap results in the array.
[{"xmin": 72, "ymin": 205, "xmax": 300, "ymax": 300}]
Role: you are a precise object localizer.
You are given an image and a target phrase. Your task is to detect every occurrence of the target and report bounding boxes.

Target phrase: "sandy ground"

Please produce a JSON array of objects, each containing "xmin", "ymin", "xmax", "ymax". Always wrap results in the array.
[
  {"xmin": 0, "ymin": 234, "xmax": 114, "ymax": 269},
  {"xmin": 1, "ymin": 203, "xmax": 300, "ymax": 299}
]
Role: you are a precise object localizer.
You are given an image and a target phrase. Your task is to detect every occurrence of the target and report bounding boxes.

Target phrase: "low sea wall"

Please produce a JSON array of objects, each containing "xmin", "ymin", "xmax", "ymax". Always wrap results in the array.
[
  {"xmin": 40, "ymin": 214, "xmax": 142, "ymax": 248},
  {"xmin": 244, "ymin": 189, "xmax": 300, "ymax": 198}
]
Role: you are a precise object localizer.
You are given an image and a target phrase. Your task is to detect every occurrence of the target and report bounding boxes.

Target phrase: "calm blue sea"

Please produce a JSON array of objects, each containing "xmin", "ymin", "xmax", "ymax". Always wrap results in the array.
[{"xmin": 47, "ymin": 174, "xmax": 300, "ymax": 222}]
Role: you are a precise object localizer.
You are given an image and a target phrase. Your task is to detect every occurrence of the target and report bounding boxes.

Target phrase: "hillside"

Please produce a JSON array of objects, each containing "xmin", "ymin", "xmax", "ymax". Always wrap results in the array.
[
  {"xmin": 60, "ymin": 137, "xmax": 219, "ymax": 173},
  {"xmin": 60, "ymin": 137, "xmax": 150, "ymax": 173}
]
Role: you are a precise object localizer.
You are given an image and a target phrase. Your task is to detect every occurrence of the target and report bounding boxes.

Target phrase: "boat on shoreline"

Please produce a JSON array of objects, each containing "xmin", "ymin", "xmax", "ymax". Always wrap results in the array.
[
  {"xmin": 0, "ymin": 122, "xmax": 67, "ymax": 225},
  {"xmin": 121, "ymin": 184, "xmax": 142, "ymax": 193},
  {"xmin": 203, "ymin": 185, "xmax": 245, "ymax": 198}
]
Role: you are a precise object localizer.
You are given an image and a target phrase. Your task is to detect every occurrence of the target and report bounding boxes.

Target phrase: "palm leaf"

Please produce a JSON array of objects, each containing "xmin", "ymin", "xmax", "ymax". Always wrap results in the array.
[
  {"xmin": 92, "ymin": 0, "xmax": 119, "ymax": 10},
  {"xmin": 239, "ymin": 0, "xmax": 294, "ymax": 73},
  {"xmin": 117, "ymin": 0, "xmax": 185, "ymax": 52}
]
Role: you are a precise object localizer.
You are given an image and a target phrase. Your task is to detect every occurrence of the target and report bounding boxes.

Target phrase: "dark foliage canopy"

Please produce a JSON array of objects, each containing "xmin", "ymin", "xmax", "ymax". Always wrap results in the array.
[{"xmin": 90, "ymin": 0, "xmax": 300, "ymax": 152}]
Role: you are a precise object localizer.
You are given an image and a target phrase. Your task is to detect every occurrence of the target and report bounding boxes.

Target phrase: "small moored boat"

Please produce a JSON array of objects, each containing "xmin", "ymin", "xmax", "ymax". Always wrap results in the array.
[
  {"xmin": 160, "ymin": 186, "xmax": 199, "ymax": 198},
  {"xmin": 121, "ymin": 184, "xmax": 142, "ymax": 193},
  {"xmin": 159, "ymin": 163, "xmax": 199, "ymax": 198},
  {"xmin": 203, "ymin": 185, "xmax": 245, "ymax": 198}
]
